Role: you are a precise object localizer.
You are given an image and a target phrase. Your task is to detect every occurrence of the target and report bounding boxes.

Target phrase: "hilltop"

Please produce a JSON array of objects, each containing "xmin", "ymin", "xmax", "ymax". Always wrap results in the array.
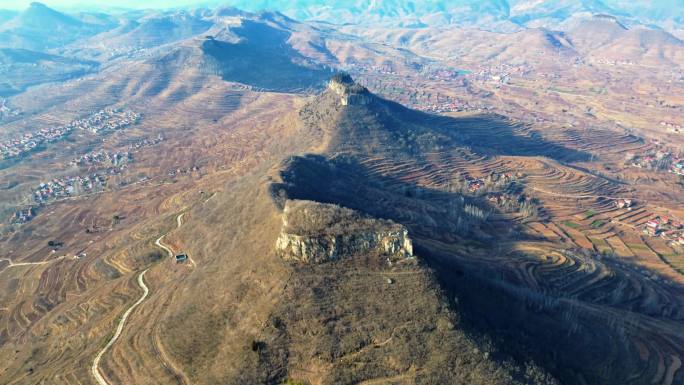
[
  {"xmin": 0, "ymin": 2, "xmax": 683, "ymax": 385},
  {"xmin": 267, "ymin": 75, "xmax": 684, "ymax": 384},
  {"xmin": 163, "ymin": 75, "xmax": 563, "ymax": 384},
  {"xmin": 0, "ymin": 2, "xmax": 113, "ymax": 50}
]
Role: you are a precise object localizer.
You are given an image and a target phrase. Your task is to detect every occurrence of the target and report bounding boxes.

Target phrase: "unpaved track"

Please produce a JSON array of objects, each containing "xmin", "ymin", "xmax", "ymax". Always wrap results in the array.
[
  {"xmin": 92, "ymin": 211, "xmax": 193, "ymax": 385},
  {"xmin": 158, "ymin": 212, "xmax": 196, "ymax": 267},
  {"xmin": 155, "ymin": 235, "xmax": 174, "ymax": 258},
  {"xmin": 151, "ymin": 212, "xmax": 193, "ymax": 385},
  {"xmin": 0, "ymin": 256, "xmax": 65, "ymax": 268},
  {"xmin": 91, "ymin": 269, "xmax": 149, "ymax": 385},
  {"xmin": 527, "ymin": 186, "xmax": 634, "ymax": 201}
]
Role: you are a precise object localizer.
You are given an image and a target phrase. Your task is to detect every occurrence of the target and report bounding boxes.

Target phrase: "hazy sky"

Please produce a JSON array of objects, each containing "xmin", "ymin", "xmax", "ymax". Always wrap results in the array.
[{"xmin": 0, "ymin": 0, "xmax": 200, "ymax": 10}]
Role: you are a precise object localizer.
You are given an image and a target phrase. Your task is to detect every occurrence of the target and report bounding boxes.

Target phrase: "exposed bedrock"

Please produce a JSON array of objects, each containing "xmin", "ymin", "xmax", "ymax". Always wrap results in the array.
[{"xmin": 275, "ymin": 199, "xmax": 413, "ymax": 263}]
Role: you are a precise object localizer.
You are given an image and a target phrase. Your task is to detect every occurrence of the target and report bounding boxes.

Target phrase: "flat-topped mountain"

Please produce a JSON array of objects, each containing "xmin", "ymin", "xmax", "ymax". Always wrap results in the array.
[
  {"xmin": 261, "ymin": 77, "xmax": 684, "ymax": 384},
  {"xmin": 326, "ymin": 73, "xmax": 373, "ymax": 105},
  {"xmin": 0, "ymin": 1, "xmax": 683, "ymax": 384},
  {"xmin": 276, "ymin": 199, "xmax": 413, "ymax": 263}
]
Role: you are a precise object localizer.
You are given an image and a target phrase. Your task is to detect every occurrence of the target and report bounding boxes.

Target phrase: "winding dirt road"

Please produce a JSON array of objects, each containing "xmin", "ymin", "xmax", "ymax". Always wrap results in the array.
[
  {"xmin": 91, "ymin": 211, "xmax": 193, "ymax": 385},
  {"xmin": 527, "ymin": 186, "xmax": 635, "ymax": 201},
  {"xmin": 150, "ymin": 212, "xmax": 193, "ymax": 385},
  {"xmin": 157, "ymin": 212, "xmax": 195, "ymax": 267},
  {"xmin": 0, "ymin": 255, "xmax": 65, "ymax": 269},
  {"xmin": 91, "ymin": 269, "xmax": 150, "ymax": 385},
  {"xmin": 155, "ymin": 234, "xmax": 174, "ymax": 259}
]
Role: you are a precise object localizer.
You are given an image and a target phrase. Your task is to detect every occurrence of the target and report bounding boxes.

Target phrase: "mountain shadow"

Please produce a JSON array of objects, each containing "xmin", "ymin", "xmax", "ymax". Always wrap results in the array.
[
  {"xmin": 201, "ymin": 19, "xmax": 331, "ymax": 92},
  {"xmin": 0, "ymin": 48, "xmax": 98, "ymax": 97},
  {"xmin": 263, "ymin": 75, "xmax": 684, "ymax": 384}
]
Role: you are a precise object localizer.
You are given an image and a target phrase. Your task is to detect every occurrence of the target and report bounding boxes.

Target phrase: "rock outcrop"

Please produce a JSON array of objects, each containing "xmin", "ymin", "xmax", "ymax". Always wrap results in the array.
[
  {"xmin": 276, "ymin": 199, "xmax": 412, "ymax": 263},
  {"xmin": 327, "ymin": 73, "xmax": 373, "ymax": 106}
]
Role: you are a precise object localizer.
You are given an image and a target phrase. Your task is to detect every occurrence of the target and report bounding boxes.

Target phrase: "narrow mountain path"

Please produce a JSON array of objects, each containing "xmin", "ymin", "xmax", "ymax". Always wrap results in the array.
[
  {"xmin": 152, "ymin": 306, "xmax": 191, "ymax": 385},
  {"xmin": 150, "ymin": 211, "xmax": 194, "ymax": 384},
  {"xmin": 157, "ymin": 212, "xmax": 196, "ymax": 267},
  {"xmin": 527, "ymin": 186, "xmax": 634, "ymax": 201},
  {"xmin": 155, "ymin": 235, "xmax": 174, "ymax": 258},
  {"xmin": 92, "ymin": 211, "xmax": 193, "ymax": 385},
  {"xmin": 0, "ymin": 255, "xmax": 65, "ymax": 268},
  {"xmin": 91, "ymin": 269, "xmax": 150, "ymax": 385}
]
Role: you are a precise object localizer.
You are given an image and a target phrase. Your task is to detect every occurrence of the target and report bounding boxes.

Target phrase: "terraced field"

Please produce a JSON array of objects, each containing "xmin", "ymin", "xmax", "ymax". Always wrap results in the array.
[
  {"xmin": 0, "ymin": 21, "xmax": 682, "ymax": 382},
  {"xmin": 284, "ymin": 83, "xmax": 684, "ymax": 384},
  {"xmin": 0, "ymin": 52, "xmax": 311, "ymax": 383}
]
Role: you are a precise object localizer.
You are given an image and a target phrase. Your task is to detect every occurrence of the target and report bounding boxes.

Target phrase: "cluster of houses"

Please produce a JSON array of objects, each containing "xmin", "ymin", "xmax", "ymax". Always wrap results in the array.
[
  {"xmin": 167, "ymin": 166, "xmax": 200, "ymax": 177},
  {"xmin": 71, "ymin": 150, "xmax": 132, "ymax": 167},
  {"xmin": 10, "ymin": 207, "xmax": 34, "ymax": 224},
  {"xmin": 69, "ymin": 134, "xmax": 164, "ymax": 170},
  {"xmin": 343, "ymin": 64, "xmax": 499, "ymax": 115},
  {"xmin": 68, "ymin": 108, "xmax": 140, "ymax": 134},
  {"xmin": 413, "ymin": 99, "xmax": 461, "ymax": 113},
  {"xmin": 627, "ymin": 150, "xmax": 681, "ymax": 172},
  {"xmin": 0, "ymin": 108, "xmax": 141, "ymax": 161},
  {"xmin": 468, "ymin": 179, "xmax": 486, "ymax": 192},
  {"xmin": 342, "ymin": 62, "xmax": 398, "ymax": 76},
  {"xmin": 660, "ymin": 121, "xmax": 682, "ymax": 134},
  {"xmin": 470, "ymin": 63, "xmax": 531, "ymax": 85},
  {"xmin": 127, "ymin": 134, "xmax": 164, "ymax": 150},
  {"xmin": 590, "ymin": 58, "xmax": 636, "ymax": 66},
  {"xmin": 643, "ymin": 216, "xmax": 684, "ymax": 244},
  {"xmin": 32, "ymin": 174, "xmax": 108, "ymax": 204},
  {"xmin": 404, "ymin": 93, "xmax": 492, "ymax": 114},
  {"xmin": 487, "ymin": 192, "xmax": 513, "ymax": 204},
  {"xmin": 472, "ymin": 68, "xmax": 510, "ymax": 84},
  {"xmin": 463, "ymin": 173, "xmax": 517, "ymax": 193},
  {"xmin": 0, "ymin": 123, "xmax": 72, "ymax": 160}
]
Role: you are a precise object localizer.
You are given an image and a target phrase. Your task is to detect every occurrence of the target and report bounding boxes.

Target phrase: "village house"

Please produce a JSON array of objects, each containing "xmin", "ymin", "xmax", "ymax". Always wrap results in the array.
[
  {"xmin": 615, "ymin": 199, "xmax": 633, "ymax": 209},
  {"xmin": 645, "ymin": 220, "xmax": 660, "ymax": 236},
  {"xmin": 468, "ymin": 179, "xmax": 485, "ymax": 192},
  {"xmin": 11, "ymin": 208, "xmax": 34, "ymax": 224},
  {"xmin": 0, "ymin": 108, "xmax": 141, "ymax": 161}
]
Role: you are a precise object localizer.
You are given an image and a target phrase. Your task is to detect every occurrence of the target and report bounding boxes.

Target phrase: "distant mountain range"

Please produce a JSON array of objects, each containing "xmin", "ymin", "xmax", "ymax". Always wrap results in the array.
[
  {"xmin": 185, "ymin": 0, "xmax": 682, "ymax": 31},
  {"xmin": 0, "ymin": 2, "xmax": 116, "ymax": 50},
  {"xmin": 0, "ymin": 1, "xmax": 680, "ymax": 96},
  {"xmin": 0, "ymin": 1, "xmax": 681, "ymax": 51}
]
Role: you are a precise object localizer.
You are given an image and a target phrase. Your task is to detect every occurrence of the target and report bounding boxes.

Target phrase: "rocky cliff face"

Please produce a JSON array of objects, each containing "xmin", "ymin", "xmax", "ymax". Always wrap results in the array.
[
  {"xmin": 276, "ymin": 199, "xmax": 412, "ymax": 263},
  {"xmin": 327, "ymin": 73, "xmax": 373, "ymax": 106}
]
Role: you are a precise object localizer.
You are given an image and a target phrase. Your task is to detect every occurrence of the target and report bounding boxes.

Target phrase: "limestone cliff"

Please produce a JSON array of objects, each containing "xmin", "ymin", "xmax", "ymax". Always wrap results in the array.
[
  {"xmin": 276, "ymin": 199, "xmax": 413, "ymax": 263},
  {"xmin": 327, "ymin": 73, "xmax": 373, "ymax": 106}
]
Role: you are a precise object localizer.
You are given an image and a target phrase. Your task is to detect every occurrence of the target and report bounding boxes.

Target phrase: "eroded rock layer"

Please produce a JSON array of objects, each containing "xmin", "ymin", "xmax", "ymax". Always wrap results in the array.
[{"xmin": 276, "ymin": 199, "xmax": 413, "ymax": 263}]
